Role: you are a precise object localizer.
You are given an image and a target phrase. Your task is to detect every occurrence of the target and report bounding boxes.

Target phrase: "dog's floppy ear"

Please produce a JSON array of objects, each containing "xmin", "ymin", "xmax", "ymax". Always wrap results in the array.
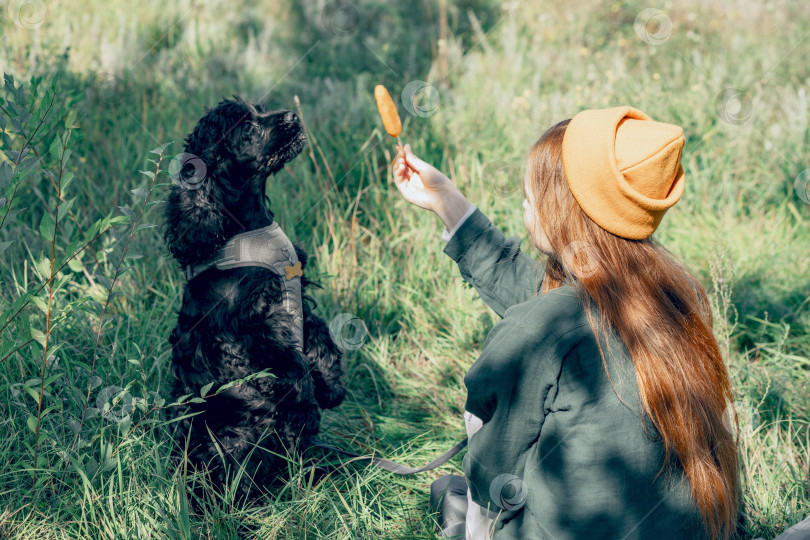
[
  {"xmin": 162, "ymin": 179, "xmax": 227, "ymax": 267},
  {"xmin": 183, "ymin": 99, "xmax": 243, "ymax": 184},
  {"xmin": 184, "ymin": 106, "xmax": 222, "ymax": 157}
]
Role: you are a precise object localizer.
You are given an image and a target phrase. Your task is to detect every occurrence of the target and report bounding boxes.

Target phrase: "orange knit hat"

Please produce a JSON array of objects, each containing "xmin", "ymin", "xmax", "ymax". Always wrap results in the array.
[{"xmin": 561, "ymin": 106, "xmax": 686, "ymax": 240}]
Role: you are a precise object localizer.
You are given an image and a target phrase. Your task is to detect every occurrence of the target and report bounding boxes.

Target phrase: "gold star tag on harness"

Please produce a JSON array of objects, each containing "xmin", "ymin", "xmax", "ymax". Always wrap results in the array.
[{"xmin": 285, "ymin": 261, "xmax": 302, "ymax": 280}]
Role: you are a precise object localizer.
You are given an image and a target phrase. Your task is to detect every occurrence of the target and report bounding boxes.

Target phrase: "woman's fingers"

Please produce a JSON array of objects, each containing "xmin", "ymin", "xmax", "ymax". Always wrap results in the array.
[{"xmin": 393, "ymin": 155, "xmax": 411, "ymax": 182}]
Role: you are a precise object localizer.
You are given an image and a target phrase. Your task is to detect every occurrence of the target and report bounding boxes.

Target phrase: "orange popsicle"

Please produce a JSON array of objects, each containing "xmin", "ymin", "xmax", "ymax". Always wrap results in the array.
[{"xmin": 374, "ymin": 85, "xmax": 402, "ymax": 141}]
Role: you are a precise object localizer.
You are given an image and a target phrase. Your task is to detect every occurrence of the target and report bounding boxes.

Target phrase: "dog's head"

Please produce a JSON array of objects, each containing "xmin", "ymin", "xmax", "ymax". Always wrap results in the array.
[
  {"xmin": 163, "ymin": 96, "xmax": 307, "ymax": 266},
  {"xmin": 181, "ymin": 96, "xmax": 307, "ymax": 183}
]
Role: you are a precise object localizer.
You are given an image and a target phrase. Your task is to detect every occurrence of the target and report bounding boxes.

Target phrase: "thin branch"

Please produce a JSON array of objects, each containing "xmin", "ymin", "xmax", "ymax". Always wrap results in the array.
[{"xmin": 31, "ymin": 130, "xmax": 69, "ymax": 484}]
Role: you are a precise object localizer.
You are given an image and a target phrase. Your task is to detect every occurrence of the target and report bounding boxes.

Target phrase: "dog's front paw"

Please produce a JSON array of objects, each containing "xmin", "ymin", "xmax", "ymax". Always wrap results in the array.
[{"xmin": 303, "ymin": 313, "xmax": 346, "ymax": 410}]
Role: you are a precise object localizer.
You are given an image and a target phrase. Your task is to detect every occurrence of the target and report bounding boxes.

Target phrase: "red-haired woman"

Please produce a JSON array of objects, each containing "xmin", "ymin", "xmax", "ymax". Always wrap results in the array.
[{"xmin": 392, "ymin": 106, "xmax": 742, "ymax": 540}]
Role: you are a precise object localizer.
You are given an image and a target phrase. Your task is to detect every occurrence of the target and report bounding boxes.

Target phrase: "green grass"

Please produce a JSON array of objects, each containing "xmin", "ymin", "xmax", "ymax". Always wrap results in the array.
[{"xmin": 0, "ymin": 0, "xmax": 808, "ymax": 538}]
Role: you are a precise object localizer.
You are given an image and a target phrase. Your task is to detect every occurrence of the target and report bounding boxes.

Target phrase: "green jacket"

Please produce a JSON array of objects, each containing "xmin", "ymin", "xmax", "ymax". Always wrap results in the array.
[{"xmin": 442, "ymin": 207, "xmax": 709, "ymax": 540}]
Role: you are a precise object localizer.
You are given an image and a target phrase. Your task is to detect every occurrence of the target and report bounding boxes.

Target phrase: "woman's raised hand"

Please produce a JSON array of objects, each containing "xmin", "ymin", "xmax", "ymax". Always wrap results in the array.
[{"xmin": 392, "ymin": 143, "xmax": 455, "ymax": 213}]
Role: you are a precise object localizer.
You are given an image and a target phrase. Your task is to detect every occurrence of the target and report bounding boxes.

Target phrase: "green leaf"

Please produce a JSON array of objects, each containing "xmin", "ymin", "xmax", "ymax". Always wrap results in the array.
[
  {"xmin": 108, "ymin": 216, "xmax": 130, "ymax": 226},
  {"xmin": 109, "ymin": 226, "xmax": 125, "ymax": 243},
  {"xmin": 144, "ymin": 200, "xmax": 166, "ymax": 210},
  {"xmin": 134, "ymin": 223, "xmax": 157, "ymax": 233},
  {"xmin": 188, "ymin": 397, "xmax": 206, "ymax": 404},
  {"xmin": 200, "ymin": 382, "xmax": 214, "ymax": 397},
  {"xmin": 40, "ymin": 405, "xmax": 60, "ymax": 420},
  {"xmin": 52, "ymin": 273, "xmax": 72, "ymax": 295},
  {"xmin": 8, "ymin": 117, "xmax": 22, "ymax": 134},
  {"xmin": 127, "ymin": 358, "xmax": 140, "ymax": 366},
  {"xmin": 153, "ymin": 394, "xmax": 166, "ymax": 408},
  {"xmin": 216, "ymin": 380, "xmax": 239, "ymax": 393},
  {"xmin": 63, "ymin": 236, "xmax": 83, "ymax": 256},
  {"xmin": 22, "ymin": 384, "xmax": 41, "ymax": 405},
  {"xmin": 22, "ymin": 312, "xmax": 34, "ymax": 333},
  {"xmin": 139, "ymin": 171, "xmax": 155, "ymax": 180},
  {"xmin": 94, "ymin": 274, "xmax": 113, "ymax": 291},
  {"xmin": 0, "ymin": 162, "xmax": 12, "ymax": 189},
  {"xmin": 47, "ymin": 342, "xmax": 64, "ymax": 359},
  {"xmin": 117, "ymin": 206, "xmax": 135, "ymax": 221},
  {"xmin": 81, "ymin": 300, "xmax": 103, "ymax": 316},
  {"xmin": 85, "ymin": 218, "xmax": 101, "ymax": 240},
  {"xmin": 30, "ymin": 328, "xmax": 46, "ymax": 349},
  {"xmin": 58, "ymin": 197, "xmax": 75, "ymax": 221},
  {"xmin": 34, "ymin": 256, "xmax": 51, "ymax": 278},
  {"xmin": 2, "ymin": 206, "xmax": 27, "ymax": 227},
  {"xmin": 118, "ymin": 415, "xmax": 131, "ymax": 434},
  {"xmin": 31, "ymin": 295, "xmax": 48, "ymax": 315},
  {"xmin": 67, "ymin": 256, "xmax": 83, "ymax": 273},
  {"xmin": 149, "ymin": 142, "xmax": 172, "ymax": 155},
  {"xmin": 42, "ymin": 373, "xmax": 62, "ymax": 390},
  {"xmin": 49, "ymin": 137, "xmax": 63, "ymax": 161},
  {"xmin": 39, "ymin": 212, "xmax": 55, "ymax": 242},
  {"xmin": 27, "ymin": 415, "xmax": 38, "ymax": 433},
  {"xmin": 169, "ymin": 393, "xmax": 192, "ymax": 406},
  {"xmin": 62, "ymin": 219, "xmax": 74, "ymax": 239},
  {"xmin": 177, "ymin": 472, "xmax": 190, "ymax": 536},
  {"xmin": 0, "ymin": 241, "xmax": 12, "ymax": 255},
  {"xmin": 131, "ymin": 188, "xmax": 148, "ymax": 200},
  {"xmin": 61, "ymin": 171, "xmax": 76, "ymax": 192}
]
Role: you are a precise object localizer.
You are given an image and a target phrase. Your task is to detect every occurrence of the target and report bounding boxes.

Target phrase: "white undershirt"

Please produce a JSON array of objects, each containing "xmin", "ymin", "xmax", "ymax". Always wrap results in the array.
[{"xmin": 464, "ymin": 410, "xmax": 493, "ymax": 539}]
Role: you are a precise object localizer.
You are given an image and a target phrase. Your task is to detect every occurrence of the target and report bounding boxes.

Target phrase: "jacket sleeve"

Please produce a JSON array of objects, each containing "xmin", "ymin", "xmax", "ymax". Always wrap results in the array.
[{"xmin": 442, "ymin": 206, "xmax": 545, "ymax": 318}]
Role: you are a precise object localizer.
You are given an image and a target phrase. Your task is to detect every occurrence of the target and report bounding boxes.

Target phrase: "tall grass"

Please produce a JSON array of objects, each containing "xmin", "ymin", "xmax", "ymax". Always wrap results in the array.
[{"xmin": 0, "ymin": 0, "xmax": 808, "ymax": 538}]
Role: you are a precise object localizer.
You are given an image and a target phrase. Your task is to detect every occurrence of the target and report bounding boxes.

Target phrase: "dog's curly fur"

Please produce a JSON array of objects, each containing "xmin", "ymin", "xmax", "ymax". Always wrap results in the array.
[{"xmin": 162, "ymin": 96, "xmax": 345, "ymax": 503}]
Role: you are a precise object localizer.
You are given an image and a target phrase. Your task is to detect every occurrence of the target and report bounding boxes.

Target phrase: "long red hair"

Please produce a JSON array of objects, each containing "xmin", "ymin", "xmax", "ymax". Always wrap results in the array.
[{"xmin": 524, "ymin": 119, "xmax": 741, "ymax": 539}]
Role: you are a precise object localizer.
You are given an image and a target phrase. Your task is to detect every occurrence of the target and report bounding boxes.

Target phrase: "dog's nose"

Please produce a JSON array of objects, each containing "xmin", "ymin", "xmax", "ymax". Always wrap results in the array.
[{"xmin": 283, "ymin": 111, "xmax": 297, "ymax": 124}]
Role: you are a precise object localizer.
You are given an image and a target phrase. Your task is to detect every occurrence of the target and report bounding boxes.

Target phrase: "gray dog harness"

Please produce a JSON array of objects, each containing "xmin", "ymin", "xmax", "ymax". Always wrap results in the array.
[{"xmin": 184, "ymin": 221, "xmax": 305, "ymax": 352}]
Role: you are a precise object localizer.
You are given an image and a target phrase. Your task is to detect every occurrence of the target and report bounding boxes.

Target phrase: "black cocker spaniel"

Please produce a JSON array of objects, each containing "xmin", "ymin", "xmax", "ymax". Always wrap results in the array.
[{"xmin": 162, "ymin": 96, "xmax": 345, "ymax": 504}]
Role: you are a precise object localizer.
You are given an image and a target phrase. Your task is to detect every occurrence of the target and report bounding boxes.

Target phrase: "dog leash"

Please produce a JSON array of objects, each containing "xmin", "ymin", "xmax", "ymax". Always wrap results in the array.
[{"xmin": 310, "ymin": 437, "xmax": 468, "ymax": 475}]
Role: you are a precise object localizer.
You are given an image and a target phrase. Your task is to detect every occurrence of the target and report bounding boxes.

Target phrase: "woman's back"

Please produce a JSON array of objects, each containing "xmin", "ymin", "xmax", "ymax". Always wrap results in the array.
[
  {"xmin": 458, "ymin": 274, "xmax": 709, "ymax": 539},
  {"xmin": 437, "ymin": 201, "xmax": 718, "ymax": 538}
]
